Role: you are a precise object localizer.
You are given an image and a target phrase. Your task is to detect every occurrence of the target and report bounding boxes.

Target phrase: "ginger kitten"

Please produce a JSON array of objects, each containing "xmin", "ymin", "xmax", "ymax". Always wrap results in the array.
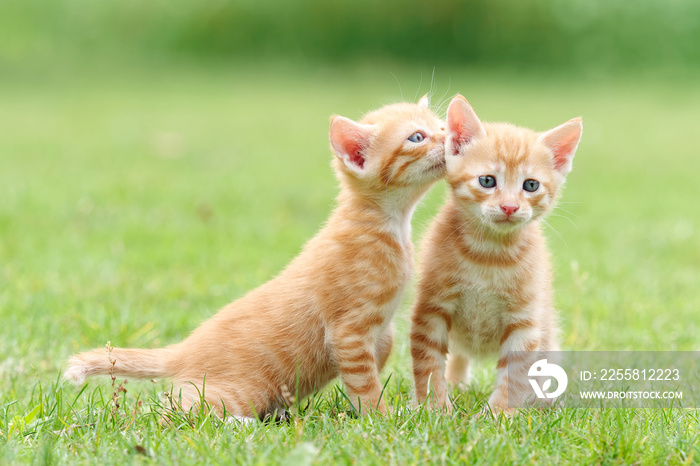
[
  {"xmin": 66, "ymin": 97, "xmax": 446, "ymax": 419},
  {"xmin": 410, "ymin": 95, "xmax": 582, "ymax": 414}
]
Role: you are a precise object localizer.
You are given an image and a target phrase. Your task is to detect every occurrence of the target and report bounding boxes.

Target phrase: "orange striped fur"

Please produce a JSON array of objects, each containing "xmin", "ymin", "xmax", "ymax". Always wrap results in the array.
[
  {"xmin": 66, "ymin": 97, "xmax": 446, "ymax": 419},
  {"xmin": 410, "ymin": 95, "xmax": 582, "ymax": 414}
]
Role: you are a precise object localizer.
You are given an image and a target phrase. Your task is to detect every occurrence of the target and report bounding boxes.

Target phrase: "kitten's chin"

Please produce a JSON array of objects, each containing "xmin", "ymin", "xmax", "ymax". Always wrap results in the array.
[
  {"xmin": 485, "ymin": 217, "xmax": 528, "ymax": 234},
  {"xmin": 426, "ymin": 147, "xmax": 446, "ymax": 177},
  {"xmin": 426, "ymin": 161, "xmax": 446, "ymax": 177},
  {"xmin": 417, "ymin": 158, "xmax": 446, "ymax": 183}
]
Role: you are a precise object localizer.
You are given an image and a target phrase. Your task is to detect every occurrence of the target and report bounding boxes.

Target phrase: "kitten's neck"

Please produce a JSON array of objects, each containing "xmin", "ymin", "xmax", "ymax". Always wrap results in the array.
[{"xmin": 335, "ymin": 188, "xmax": 424, "ymax": 245}]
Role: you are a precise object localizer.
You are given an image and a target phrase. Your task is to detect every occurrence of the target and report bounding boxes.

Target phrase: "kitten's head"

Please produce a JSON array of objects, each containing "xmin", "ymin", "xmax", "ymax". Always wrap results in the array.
[
  {"xmin": 328, "ymin": 96, "xmax": 446, "ymax": 197},
  {"xmin": 445, "ymin": 94, "xmax": 582, "ymax": 234}
]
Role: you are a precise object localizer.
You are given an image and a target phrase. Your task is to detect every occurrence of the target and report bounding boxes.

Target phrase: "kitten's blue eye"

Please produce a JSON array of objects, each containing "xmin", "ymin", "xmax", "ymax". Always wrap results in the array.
[
  {"xmin": 408, "ymin": 132, "xmax": 424, "ymax": 143},
  {"xmin": 523, "ymin": 179, "xmax": 540, "ymax": 192},
  {"xmin": 479, "ymin": 176, "xmax": 496, "ymax": 188}
]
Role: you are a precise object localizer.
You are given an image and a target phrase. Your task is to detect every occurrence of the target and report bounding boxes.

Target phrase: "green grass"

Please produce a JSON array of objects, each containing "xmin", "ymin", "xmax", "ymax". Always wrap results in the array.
[{"xmin": 1, "ymin": 63, "xmax": 699, "ymax": 464}]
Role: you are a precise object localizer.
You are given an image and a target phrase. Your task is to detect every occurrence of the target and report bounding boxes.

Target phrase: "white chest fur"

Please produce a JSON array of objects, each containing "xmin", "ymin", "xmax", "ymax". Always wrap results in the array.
[
  {"xmin": 447, "ymin": 250, "xmax": 530, "ymax": 357},
  {"xmin": 449, "ymin": 285, "xmax": 506, "ymax": 357}
]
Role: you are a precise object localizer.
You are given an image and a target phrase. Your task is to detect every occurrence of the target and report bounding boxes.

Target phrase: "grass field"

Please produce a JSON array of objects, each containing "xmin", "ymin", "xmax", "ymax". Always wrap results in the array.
[{"xmin": 1, "ymin": 63, "xmax": 699, "ymax": 464}]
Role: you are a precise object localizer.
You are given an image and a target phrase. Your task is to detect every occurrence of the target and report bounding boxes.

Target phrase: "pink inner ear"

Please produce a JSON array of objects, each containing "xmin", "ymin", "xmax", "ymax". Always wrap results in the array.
[
  {"xmin": 330, "ymin": 116, "xmax": 375, "ymax": 170},
  {"xmin": 336, "ymin": 130, "xmax": 366, "ymax": 168},
  {"xmin": 447, "ymin": 96, "xmax": 485, "ymax": 155},
  {"xmin": 346, "ymin": 142, "xmax": 365, "ymax": 168},
  {"xmin": 450, "ymin": 132, "xmax": 471, "ymax": 156},
  {"xmin": 447, "ymin": 104, "xmax": 465, "ymax": 156},
  {"xmin": 551, "ymin": 132, "xmax": 580, "ymax": 170}
]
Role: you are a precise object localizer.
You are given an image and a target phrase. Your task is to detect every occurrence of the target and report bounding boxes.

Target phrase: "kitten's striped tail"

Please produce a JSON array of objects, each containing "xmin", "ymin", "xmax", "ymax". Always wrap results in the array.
[{"xmin": 65, "ymin": 346, "xmax": 177, "ymax": 384}]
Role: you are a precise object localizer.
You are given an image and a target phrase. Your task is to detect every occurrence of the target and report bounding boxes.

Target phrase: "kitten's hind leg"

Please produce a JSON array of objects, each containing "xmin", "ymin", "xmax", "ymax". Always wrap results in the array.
[
  {"xmin": 166, "ymin": 381, "xmax": 257, "ymax": 422},
  {"xmin": 445, "ymin": 353, "xmax": 471, "ymax": 388},
  {"xmin": 375, "ymin": 324, "xmax": 394, "ymax": 372}
]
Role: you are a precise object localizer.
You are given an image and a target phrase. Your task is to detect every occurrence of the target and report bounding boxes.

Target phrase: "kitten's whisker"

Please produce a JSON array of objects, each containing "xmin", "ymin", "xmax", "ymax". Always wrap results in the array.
[
  {"xmin": 435, "ymin": 96, "xmax": 449, "ymax": 119},
  {"xmin": 391, "ymin": 72, "xmax": 404, "ymax": 101},
  {"xmin": 452, "ymin": 218, "xmax": 479, "ymax": 247},
  {"xmin": 439, "ymin": 215, "xmax": 479, "ymax": 249},
  {"xmin": 414, "ymin": 71, "xmax": 424, "ymax": 102},
  {"xmin": 553, "ymin": 206, "xmax": 578, "ymax": 217},
  {"xmin": 435, "ymin": 85, "xmax": 453, "ymax": 119},
  {"xmin": 548, "ymin": 213, "xmax": 579, "ymax": 231},
  {"xmin": 439, "ymin": 223, "xmax": 464, "ymax": 249},
  {"xmin": 541, "ymin": 218, "xmax": 568, "ymax": 247}
]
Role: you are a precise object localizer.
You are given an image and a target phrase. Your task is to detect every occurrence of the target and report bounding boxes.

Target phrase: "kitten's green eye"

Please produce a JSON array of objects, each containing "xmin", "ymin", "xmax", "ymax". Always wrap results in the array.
[
  {"xmin": 479, "ymin": 176, "xmax": 497, "ymax": 188},
  {"xmin": 523, "ymin": 179, "xmax": 540, "ymax": 192},
  {"xmin": 408, "ymin": 132, "xmax": 425, "ymax": 143}
]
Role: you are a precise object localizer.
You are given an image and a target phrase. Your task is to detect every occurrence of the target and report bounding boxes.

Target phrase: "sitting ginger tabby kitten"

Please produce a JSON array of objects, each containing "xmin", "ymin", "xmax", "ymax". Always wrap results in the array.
[
  {"xmin": 67, "ymin": 97, "xmax": 446, "ymax": 419},
  {"xmin": 410, "ymin": 95, "xmax": 582, "ymax": 414}
]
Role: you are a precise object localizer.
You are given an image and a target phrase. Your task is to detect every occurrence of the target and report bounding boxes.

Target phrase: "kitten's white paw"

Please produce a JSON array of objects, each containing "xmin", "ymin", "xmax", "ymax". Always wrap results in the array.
[
  {"xmin": 64, "ymin": 357, "xmax": 88, "ymax": 384},
  {"xmin": 224, "ymin": 415, "xmax": 257, "ymax": 426}
]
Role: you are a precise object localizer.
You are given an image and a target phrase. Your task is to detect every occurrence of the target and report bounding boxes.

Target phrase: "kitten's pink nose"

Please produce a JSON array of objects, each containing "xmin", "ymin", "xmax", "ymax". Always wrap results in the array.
[{"xmin": 500, "ymin": 205, "xmax": 519, "ymax": 216}]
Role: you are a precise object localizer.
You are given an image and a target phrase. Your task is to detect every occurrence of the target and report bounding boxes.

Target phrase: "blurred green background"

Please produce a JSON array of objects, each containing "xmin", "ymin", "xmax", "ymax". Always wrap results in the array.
[
  {"xmin": 2, "ymin": 0, "xmax": 700, "ymax": 73},
  {"xmin": 1, "ymin": 2, "xmax": 700, "ymax": 462}
]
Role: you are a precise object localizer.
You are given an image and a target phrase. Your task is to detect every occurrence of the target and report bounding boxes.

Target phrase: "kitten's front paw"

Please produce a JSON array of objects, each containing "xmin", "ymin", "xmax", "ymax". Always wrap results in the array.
[
  {"xmin": 432, "ymin": 397, "xmax": 453, "ymax": 414},
  {"xmin": 418, "ymin": 394, "xmax": 453, "ymax": 414},
  {"xmin": 486, "ymin": 393, "xmax": 514, "ymax": 417},
  {"xmin": 354, "ymin": 396, "xmax": 387, "ymax": 416}
]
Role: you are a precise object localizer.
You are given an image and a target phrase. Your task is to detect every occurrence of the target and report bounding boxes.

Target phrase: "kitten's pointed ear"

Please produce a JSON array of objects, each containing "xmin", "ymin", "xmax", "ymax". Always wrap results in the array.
[
  {"xmin": 538, "ymin": 117, "xmax": 583, "ymax": 175},
  {"xmin": 446, "ymin": 95, "xmax": 486, "ymax": 156},
  {"xmin": 418, "ymin": 94, "xmax": 430, "ymax": 109},
  {"xmin": 329, "ymin": 115, "xmax": 375, "ymax": 171}
]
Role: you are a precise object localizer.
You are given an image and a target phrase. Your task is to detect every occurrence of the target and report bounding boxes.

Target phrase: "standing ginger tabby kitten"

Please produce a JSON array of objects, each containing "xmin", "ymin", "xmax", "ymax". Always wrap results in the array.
[
  {"xmin": 66, "ymin": 97, "xmax": 446, "ymax": 419},
  {"xmin": 410, "ymin": 95, "xmax": 582, "ymax": 414}
]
